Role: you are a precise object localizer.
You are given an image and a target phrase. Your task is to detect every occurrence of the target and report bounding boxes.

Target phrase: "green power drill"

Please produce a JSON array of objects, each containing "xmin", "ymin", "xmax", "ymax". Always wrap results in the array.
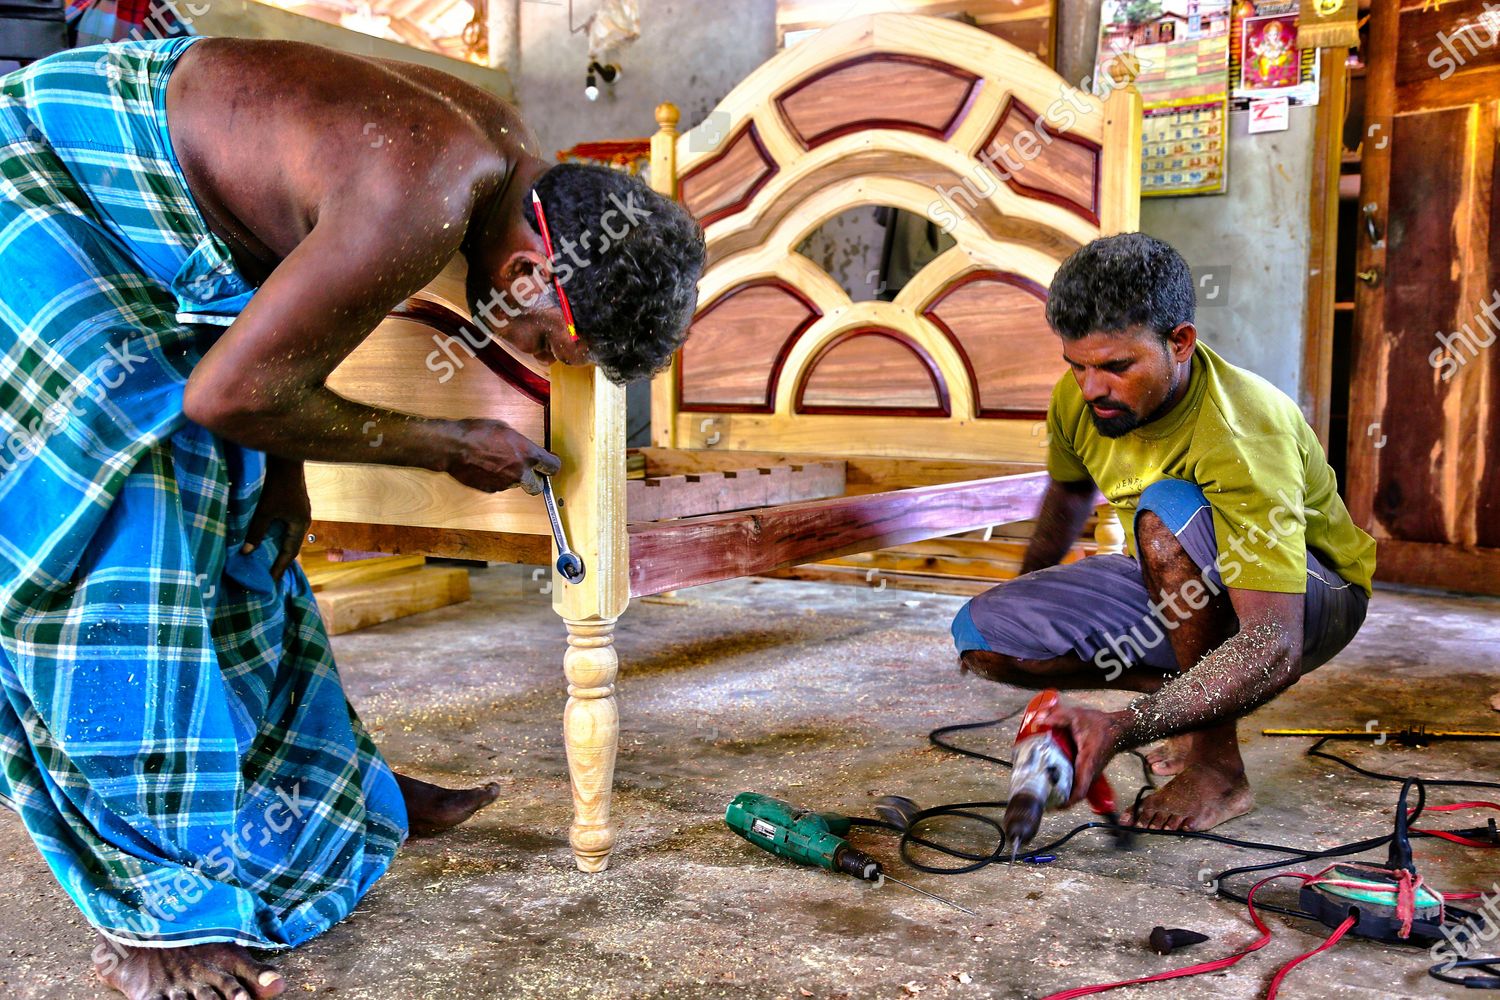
[{"xmin": 724, "ymin": 792, "xmax": 974, "ymax": 914}]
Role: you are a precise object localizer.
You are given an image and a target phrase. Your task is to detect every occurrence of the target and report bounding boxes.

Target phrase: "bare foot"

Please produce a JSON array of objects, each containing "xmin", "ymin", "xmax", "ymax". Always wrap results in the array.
[
  {"xmin": 1124, "ymin": 721, "xmax": 1254, "ymax": 831},
  {"xmin": 1144, "ymin": 736, "xmax": 1192, "ymax": 776},
  {"xmin": 1124, "ymin": 762, "xmax": 1254, "ymax": 831},
  {"xmin": 396, "ymin": 772, "xmax": 503, "ymax": 837},
  {"xmin": 93, "ymin": 936, "xmax": 285, "ymax": 1000}
]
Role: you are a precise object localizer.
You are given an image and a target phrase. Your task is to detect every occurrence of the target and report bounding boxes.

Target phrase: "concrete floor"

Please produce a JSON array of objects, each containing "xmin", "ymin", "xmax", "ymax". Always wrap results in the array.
[{"xmin": 2, "ymin": 567, "xmax": 1497, "ymax": 999}]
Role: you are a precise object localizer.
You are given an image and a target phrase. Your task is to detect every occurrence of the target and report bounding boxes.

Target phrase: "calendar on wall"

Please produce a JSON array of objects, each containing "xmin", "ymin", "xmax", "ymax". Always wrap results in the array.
[{"xmin": 1096, "ymin": 0, "xmax": 1232, "ymax": 197}]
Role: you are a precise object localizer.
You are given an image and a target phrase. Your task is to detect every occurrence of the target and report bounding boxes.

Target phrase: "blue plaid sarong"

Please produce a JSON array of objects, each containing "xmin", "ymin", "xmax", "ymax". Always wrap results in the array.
[{"xmin": 0, "ymin": 39, "xmax": 406, "ymax": 949}]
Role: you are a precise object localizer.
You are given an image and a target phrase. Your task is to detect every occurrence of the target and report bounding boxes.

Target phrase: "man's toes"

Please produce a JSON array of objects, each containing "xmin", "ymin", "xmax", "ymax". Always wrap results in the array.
[
  {"xmin": 221, "ymin": 954, "xmax": 284, "ymax": 999},
  {"xmin": 191, "ymin": 986, "xmax": 226, "ymax": 1000},
  {"xmin": 1141, "ymin": 805, "xmax": 1171, "ymax": 830}
]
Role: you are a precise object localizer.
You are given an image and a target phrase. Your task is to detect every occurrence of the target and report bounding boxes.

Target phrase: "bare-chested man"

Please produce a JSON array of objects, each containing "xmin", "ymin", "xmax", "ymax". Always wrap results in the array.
[{"xmin": 0, "ymin": 36, "xmax": 704, "ymax": 999}]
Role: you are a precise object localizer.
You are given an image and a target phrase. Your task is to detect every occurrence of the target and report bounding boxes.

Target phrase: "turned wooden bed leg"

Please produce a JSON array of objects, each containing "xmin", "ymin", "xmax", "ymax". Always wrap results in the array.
[
  {"xmin": 549, "ymin": 361, "xmax": 629, "ymax": 872},
  {"xmin": 563, "ymin": 615, "xmax": 619, "ymax": 871},
  {"xmin": 1094, "ymin": 503, "xmax": 1126, "ymax": 556}
]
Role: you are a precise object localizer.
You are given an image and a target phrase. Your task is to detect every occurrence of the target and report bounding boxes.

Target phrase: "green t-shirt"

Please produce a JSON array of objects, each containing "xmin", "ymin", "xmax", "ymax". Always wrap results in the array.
[{"xmin": 1046, "ymin": 342, "xmax": 1376, "ymax": 595}]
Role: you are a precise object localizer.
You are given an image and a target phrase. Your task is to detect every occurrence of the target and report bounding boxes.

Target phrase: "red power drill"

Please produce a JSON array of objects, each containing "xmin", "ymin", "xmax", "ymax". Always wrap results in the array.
[{"xmin": 1001, "ymin": 689, "xmax": 1125, "ymax": 861}]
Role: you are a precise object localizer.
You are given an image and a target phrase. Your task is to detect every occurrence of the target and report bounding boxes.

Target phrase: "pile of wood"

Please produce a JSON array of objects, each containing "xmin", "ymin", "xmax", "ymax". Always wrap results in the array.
[{"xmin": 298, "ymin": 547, "xmax": 471, "ymax": 635}]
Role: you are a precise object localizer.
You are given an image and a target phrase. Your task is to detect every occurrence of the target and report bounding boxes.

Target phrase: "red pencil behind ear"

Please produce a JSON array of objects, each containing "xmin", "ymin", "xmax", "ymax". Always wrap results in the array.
[{"xmin": 530, "ymin": 189, "xmax": 578, "ymax": 341}]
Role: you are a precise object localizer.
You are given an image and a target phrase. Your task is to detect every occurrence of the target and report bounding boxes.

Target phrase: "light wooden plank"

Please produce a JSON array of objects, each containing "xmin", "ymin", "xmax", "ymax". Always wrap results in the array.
[
  {"xmin": 671, "ymin": 410, "xmax": 1054, "ymax": 463},
  {"xmin": 301, "ymin": 553, "xmax": 427, "ymax": 592},
  {"xmin": 626, "ymin": 461, "xmax": 846, "ymax": 522},
  {"xmin": 314, "ymin": 566, "xmax": 471, "ymax": 636},
  {"xmin": 307, "ymin": 464, "xmax": 551, "ymax": 535},
  {"xmin": 633, "ymin": 447, "xmax": 1042, "ymax": 490}
]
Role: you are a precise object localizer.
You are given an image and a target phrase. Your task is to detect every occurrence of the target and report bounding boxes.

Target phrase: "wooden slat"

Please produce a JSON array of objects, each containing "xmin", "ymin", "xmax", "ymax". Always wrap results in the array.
[
  {"xmin": 871, "ymin": 535, "xmax": 1091, "ymax": 563},
  {"xmin": 824, "ymin": 549, "xmax": 1024, "ymax": 581},
  {"xmin": 632, "ymin": 447, "xmax": 1042, "ymax": 490},
  {"xmin": 763, "ymin": 563, "xmax": 997, "ymax": 597},
  {"xmin": 626, "ymin": 461, "xmax": 846, "ymax": 522},
  {"xmin": 306, "ymin": 520, "xmax": 550, "ymax": 565},
  {"xmin": 626, "ymin": 471, "xmax": 1048, "ymax": 597}
]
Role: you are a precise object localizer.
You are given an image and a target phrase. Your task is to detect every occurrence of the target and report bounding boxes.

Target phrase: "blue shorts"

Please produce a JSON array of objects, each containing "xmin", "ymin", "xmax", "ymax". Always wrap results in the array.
[{"xmin": 952, "ymin": 479, "xmax": 1368, "ymax": 674}]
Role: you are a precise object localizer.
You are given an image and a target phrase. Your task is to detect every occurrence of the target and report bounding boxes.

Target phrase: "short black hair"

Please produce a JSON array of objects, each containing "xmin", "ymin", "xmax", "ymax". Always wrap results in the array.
[
  {"xmin": 526, "ymin": 163, "xmax": 705, "ymax": 384},
  {"xmin": 1044, "ymin": 232, "xmax": 1194, "ymax": 342}
]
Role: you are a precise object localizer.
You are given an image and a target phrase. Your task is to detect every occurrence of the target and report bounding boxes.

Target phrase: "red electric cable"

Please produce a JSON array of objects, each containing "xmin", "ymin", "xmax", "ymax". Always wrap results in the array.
[
  {"xmin": 1038, "ymin": 873, "xmax": 1311, "ymax": 1000},
  {"xmin": 1265, "ymin": 914, "xmax": 1358, "ymax": 999}
]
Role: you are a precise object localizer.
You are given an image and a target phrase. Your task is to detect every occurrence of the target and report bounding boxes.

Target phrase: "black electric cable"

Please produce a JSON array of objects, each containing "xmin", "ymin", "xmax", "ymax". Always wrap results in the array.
[
  {"xmin": 1308, "ymin": 736, "xmax": 1500, "ymax": 791},
  {"xmin": 1429, "ymin": 957, "xmax": 1500, "ymax": 989},
  {"xmin": 859, "ymin": 716, "xmax": 1500, "ymax": 952}
]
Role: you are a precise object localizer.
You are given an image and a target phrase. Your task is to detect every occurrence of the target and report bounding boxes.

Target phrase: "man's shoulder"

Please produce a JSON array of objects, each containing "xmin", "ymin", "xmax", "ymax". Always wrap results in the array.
[{"xmin": 1196, "ymin": 343, "xmax": 1311, "ymax": 442}]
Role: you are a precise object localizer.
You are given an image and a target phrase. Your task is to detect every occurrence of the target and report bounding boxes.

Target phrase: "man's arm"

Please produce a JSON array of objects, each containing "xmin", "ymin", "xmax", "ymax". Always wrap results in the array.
[
  {"xmin": 1114, "ymin": 588, "xmax": 1302, "ymax": 746},
  {"xmin": 1043, "ymin": 587, "xmax": 1303, "ymax": 806},
  {"xmin": 182, "ymin": 152, "xmax": 557, "ymax": 495},
  {"xmin": 1019, "ymin": 476, "xmax": 1099, "ymax": 575}
]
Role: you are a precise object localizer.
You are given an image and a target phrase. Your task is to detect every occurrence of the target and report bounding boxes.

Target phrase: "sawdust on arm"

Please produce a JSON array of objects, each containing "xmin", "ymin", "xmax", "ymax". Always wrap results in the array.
[{"xmin": 1112, "ymin": 589, "xmax": 1304, "ymax": 751}]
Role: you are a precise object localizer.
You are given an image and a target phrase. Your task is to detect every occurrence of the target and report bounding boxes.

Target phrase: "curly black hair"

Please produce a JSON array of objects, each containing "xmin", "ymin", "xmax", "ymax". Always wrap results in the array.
[
  {"xmin": 525, "ymin": 163, "xmax": 705, "ymax": 385},
  {"xmin": 1044, "ymin": 232, "xmax": 1195, "ymax": 343}
]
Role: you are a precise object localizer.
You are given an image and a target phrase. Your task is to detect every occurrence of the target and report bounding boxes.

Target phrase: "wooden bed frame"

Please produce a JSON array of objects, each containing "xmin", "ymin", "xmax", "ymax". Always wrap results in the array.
[{"xmin": 305, "ymin": 13, "xmax": 1141, "ymax": 873}]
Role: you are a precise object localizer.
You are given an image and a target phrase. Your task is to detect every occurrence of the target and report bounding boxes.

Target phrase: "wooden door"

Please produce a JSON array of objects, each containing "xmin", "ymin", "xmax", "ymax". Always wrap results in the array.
[{"xmin": 1347, "ymin": 0, "xmax": 1500, "ymax": 594}]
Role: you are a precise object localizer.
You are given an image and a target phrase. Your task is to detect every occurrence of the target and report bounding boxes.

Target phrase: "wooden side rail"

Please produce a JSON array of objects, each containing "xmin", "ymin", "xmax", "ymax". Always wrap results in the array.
[
  {"xmin": 305, "ymin": 521, "xmax": 550, "ymax": 564},
  {"xmin": 627, "ymin": 470, "xmax": 1050, "ymax": 597}
]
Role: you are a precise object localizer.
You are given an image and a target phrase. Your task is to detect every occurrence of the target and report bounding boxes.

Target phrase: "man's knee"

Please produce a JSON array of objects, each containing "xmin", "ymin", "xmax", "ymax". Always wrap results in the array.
[
  {"xmin": 1134, "ymin": 479, "xmax": 1213, "ymax": 574},
  {"xmin": 958, "ymin": 649, "xmax": 1052, "ymax": 687},
  {"xmin": 1136, "ymin": 509, "xmax": 1191, "ymax": 573}
]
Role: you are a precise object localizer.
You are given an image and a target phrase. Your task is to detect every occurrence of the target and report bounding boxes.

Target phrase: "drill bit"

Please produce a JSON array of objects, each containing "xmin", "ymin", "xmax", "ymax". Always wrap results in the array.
[{"xmin": 879, "ymin": 873, "xmax": 976, "ymax": 916}]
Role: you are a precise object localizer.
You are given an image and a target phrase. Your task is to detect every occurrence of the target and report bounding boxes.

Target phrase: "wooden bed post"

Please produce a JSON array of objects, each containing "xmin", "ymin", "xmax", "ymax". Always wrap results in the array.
[
  {"xmin": 550, "ymin": 363, "xmax": 629, "ymax": 872},
  {"xmin": 649, "ymin": 102, "xmax": 681, "ymax": 449},
  {"xmin": 1099, "ymin": 84, "xmax": 1143, "ymax": 234},
  {"xmin": 1094, "ymin": 504, "xmax": 1126, "ymax": 556}
]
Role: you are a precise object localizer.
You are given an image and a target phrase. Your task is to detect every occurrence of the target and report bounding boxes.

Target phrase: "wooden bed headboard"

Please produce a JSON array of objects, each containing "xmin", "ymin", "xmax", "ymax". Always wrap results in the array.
[{"xmin": 649, "ymin": 13, "xmax": 1141, "ymax": 463}]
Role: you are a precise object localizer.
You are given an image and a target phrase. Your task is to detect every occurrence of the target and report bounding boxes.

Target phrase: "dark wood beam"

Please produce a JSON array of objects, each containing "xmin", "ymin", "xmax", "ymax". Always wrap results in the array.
[{"xmin": 626, "ymin": 471, "xmax": 1049, "ymax": 597}]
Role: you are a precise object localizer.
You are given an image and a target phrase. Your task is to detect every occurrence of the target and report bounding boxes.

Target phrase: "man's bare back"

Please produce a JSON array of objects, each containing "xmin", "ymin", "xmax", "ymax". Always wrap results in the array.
[{"xmin": 166, "ymin": 38, "xmax": 532, "ymax": 285}]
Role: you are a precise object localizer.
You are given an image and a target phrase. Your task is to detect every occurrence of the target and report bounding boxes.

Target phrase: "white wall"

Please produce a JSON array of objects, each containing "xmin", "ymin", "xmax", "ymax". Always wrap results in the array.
[
  {"xmin": 1139, "ymin": 107, "xmax": 1316, "ymax": 398},
  {"xmin": 514, "ymin": 0, "xmax": 776, "ymax": 165},
  {"xmin": 513, "ymin": 0, "xmax": 777, "ymax": 441}
]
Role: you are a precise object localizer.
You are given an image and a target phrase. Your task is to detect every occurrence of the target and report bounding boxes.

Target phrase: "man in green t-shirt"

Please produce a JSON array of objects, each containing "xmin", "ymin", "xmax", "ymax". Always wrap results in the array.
[{"xmin": 952, "ymin": 233, "xmax": 1375, "ymax": 833}]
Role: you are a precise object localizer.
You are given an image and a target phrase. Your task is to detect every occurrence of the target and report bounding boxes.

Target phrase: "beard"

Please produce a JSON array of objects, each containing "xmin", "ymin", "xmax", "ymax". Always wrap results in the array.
[
  {"xmin": 1090, "ymin": 405, "xmax": 1141, "ymax": 438},
  {"xmin": 1088, "ymin": 364, "xmax": 1184, "ymax": 438}
]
